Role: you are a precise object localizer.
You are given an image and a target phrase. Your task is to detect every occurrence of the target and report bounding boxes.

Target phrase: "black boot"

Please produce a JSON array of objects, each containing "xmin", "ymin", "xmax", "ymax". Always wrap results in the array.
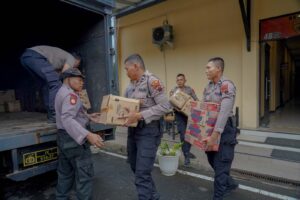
[
  {"xmin": 183, "ymin": 153, "xmax": 191, "ymax": 167},
  {"xmin": 189, "ymin": 152, "xmax": 196, "ymax": 159},
  {"xmin": 224, "ymin": 182, "xmax": 239, "ymax": 197}
]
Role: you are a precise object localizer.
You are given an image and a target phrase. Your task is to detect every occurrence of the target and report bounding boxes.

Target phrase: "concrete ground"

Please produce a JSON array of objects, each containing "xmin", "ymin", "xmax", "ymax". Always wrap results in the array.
[
  {"xmin": 2, "ymin": 126, "xmax": 300, "ymax": 200},
  {"xmin": 3, "ymin": 151, "xmax": 300, "ymax": 200}
]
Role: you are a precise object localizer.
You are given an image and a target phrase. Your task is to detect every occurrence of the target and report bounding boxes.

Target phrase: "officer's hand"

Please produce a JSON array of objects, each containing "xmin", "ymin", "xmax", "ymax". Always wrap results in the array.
[
  {"xmin": 119, "ymin": 112, "xmax": 142, "ymax": 127},
  {"xmin": 202, "ymin": 132, "xmax": 219, "ymax": 150},
  {"xmin": 86, "ymin": 132, "xmax": 104, "ymax": 148},
  {"xmin": 88, "ymin": 112, "xmax": 101, "ymax": 123},
  {"xmin": 137, "ymin": 99, "xmax": 144, "ymax": 106}
]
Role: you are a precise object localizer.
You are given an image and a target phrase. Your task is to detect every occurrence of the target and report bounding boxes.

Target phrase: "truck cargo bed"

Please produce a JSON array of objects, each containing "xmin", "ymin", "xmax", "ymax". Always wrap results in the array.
[
  {"xmin": 0, "ymin": 112, "xmax": 56, "ymax": 136},
  {"xmin": 0, "ymin": 112, "xmax": 57, "ymax": 151}
]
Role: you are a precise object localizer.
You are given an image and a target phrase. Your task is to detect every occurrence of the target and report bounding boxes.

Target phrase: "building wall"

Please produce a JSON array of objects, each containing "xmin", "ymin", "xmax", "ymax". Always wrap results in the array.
[{"xmin": 117, "ymin": 0, "xmax": 300, "ymax": 129}]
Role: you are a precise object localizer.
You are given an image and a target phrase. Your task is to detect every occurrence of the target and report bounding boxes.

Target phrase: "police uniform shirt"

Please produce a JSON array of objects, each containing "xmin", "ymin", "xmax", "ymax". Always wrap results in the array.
[
  {"xmin": 170, "ymin": 85, "xmax": 199, "ymax": 101},
  {"xmin": 29, "ymin": 45, "xmax": 76, "ymax": 71},
  {"xmin": 55, "ymin": 84, "xmax": 89, "ymax": 145},
  {"xmin": 125, "ymin": 71, "xmax": 171, "ymax": 124},
  {"xmin": 202, "ymin": 76, "xmax": 236, "ymax": 134}
]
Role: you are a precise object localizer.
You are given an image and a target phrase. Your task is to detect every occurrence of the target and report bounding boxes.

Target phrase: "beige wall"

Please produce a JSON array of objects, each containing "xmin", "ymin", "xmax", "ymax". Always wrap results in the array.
[{"xmin": 117, "ymin": 0, "xmax": 300, "ymax": 129}]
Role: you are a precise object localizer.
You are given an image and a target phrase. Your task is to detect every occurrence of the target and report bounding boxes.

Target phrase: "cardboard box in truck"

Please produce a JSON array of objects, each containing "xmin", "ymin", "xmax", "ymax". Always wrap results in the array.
[
  {"xmin": 0, "ymin": 104, "xmax": 5, "ymax": 112},
  {"xmin": 99, "ymin": 94, "xmax": 140, "ymax": 127},
  {"xmin": 5, "ymin": 100, "xmax": 21, "ymax": 112},
  {"xmin": 0, "ymin": 90, "xmax": 15, "ymax": 104}
]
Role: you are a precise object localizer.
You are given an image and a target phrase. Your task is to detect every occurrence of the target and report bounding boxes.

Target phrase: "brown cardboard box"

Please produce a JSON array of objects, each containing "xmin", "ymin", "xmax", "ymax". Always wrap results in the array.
[
  {"xmin": 0, "ymin": 104, "xmax": 5, "ymax": 113},
  {"xmin": 181, "ymin": 99, "xmax": 200, "ymax": 117},
  {"xmin": 185, "ymin": 102, "xmax": 221, "ymax": 151},
  {"xmin": 0, "ymin": 90, "xmax": 15, "ymax": 104},
  {"xmin": 99, "ymin": 94, "xmax": 140, "ymax": 127},
  {"xmin": 78, "ymin": 89, "xmax": 91, "ymax": 109},
  {"xmin": 169, "ymin": 90, "xmax": 191, "ymax": 109},
  {"xmin": 5, "ymin": 100, "xmax": 21, "ymax": 112}
]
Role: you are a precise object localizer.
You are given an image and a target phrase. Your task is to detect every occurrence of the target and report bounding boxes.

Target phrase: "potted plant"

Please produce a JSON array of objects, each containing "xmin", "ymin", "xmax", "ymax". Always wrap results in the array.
[{"xmin": 157, "ymin": 142, "xmax": 183, "ymax": 176}]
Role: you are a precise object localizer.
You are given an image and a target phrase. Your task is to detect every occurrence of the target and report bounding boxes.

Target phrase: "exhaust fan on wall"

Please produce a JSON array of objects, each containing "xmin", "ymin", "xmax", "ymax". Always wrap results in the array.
[{"xmin": 152, "ymin": 20, "xmax": 173, "ymax": 50}]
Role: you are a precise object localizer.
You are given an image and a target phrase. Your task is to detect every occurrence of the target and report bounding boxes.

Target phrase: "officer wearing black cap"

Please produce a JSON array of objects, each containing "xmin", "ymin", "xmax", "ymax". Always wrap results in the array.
[{"xmin": 55, "ymin": 68, "xmax": 104, "ymax": 200}]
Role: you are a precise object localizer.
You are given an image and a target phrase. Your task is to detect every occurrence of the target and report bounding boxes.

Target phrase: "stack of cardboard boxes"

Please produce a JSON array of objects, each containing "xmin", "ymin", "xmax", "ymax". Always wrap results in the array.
[
  {"xmin": 169, "ymin": 91, "xmax": 220, "ymax": 151},
  {"xmin": 0, "ymin": 90, "xmax": 21, "ymax": 113}
]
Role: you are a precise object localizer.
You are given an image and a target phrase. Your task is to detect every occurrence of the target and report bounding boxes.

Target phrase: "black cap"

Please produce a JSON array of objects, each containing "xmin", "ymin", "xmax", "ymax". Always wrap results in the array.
[{"xmin": 60, "ymin": 68, "xmax": 85, "ymax": 80}]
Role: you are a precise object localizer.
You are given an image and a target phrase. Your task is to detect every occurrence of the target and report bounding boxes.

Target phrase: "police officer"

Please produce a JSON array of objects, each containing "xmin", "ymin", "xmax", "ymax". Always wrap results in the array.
[
  {"xmin": 20, "ymin": 45, "xmax": 81, "ymax": 123},
  {"xmin": 169, "ymin": 73, "xmax": 199, "ymax": 166},
  {"xmin": 201, "ymin": 57, "xmax": 238, "ymax": 199},
  {"xmin": 122, "ymin": 54, "xmax": 171, "ymax": 200},
  {"xmin": 55, "ymin": 68, "xmax": 104, "ymax": 200}
]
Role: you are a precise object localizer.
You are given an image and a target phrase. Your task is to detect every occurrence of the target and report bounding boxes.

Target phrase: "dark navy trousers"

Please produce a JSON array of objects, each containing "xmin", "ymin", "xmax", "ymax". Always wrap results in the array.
[
  {"xmin": 56, "ymin": 130, "xmax": 94, "ymax": 200},
  {"xmin": 20, "ymin": 49, "xmax": 61, "ymax": 113},
  {"xmin": 127, "ymin": 120, "xmax": 162, "ymax": 200},
  {"xmin": 175, "ymin": 111, "xmax": 191, "ymax": 158},
  {"xmin": 206, "ymin": 119, "xmax": 238, "ymax": 200}
]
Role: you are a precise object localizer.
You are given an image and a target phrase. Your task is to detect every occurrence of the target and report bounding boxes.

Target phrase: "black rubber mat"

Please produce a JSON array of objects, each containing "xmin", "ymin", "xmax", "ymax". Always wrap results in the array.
[
  {"xmin": 271, "ymin": 149, "xmax": 300, "ymax": 162},
  {"xmin": 265, "ymin": 137, "xmax": 300, "ymax": 149}
]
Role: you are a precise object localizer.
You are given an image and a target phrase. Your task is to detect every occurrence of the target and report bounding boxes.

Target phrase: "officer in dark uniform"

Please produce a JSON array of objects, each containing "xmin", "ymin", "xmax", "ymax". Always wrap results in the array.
[
  {"xmin": 122, "ymin": 54, "xmax": 171, "ymax": 200},
  {"xmin": 202, "ymin": 57, "xmax": 238, "ymax": 200},
  {"xmin": 55, "ymin": 68, "xmax": 104, "ymax": 200},
  {"xmin": 169, "ymin": 73, "xmax": 199, "ymax": 166}
]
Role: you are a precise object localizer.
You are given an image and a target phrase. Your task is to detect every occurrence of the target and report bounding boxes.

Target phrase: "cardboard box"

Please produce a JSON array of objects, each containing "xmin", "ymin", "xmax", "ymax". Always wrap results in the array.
[
  {"xmin": 99, "ymin": 94, "xmax": 140, "ymax": 127},
  {"xmin": 185, "ymin": 102, "xmax": 220, "ymax": 151},
  {"xmin": 169, "ymin": 90, "xmax": 191, "ymax": 109},
  {"xmin": 5, "ymin": 100, "xmax": 21, "ymax": 112},
  {"xmin": 0, "ymin": 90, "xmax": 15, "ymax": 104},
  {"xmin": 0, "ymin": 104, "xmax": 5, "ymax": 113},
  {"xmin": 79, "ymin": 89, "xmax": 91, "ymax": 109},
  {"xmin": 181, "ymin": 100, "xmax": 200, "ymax": 117}
]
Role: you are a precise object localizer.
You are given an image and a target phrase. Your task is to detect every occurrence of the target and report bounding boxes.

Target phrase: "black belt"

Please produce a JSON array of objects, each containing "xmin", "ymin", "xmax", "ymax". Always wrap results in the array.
[
  {"xmin": 137, "ymin": 119, "xmax": 160, "ymax": 128},
  {"xmin": 57, "ymin": 129, "xmax": 90, "ymax": 149},
  {"xmin": 58, "ymin": 129, "xmax": 67, "ymax": 133}
]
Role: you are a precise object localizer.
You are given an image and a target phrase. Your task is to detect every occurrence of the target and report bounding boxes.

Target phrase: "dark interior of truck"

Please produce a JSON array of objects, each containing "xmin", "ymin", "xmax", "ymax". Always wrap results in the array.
[{"xmin": 0, "ymin": 0, "xmax": 105, "ymax": 112}]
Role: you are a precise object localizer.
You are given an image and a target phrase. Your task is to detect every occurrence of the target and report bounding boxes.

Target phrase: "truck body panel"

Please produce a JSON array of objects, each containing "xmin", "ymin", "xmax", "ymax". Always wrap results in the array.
[{"xmin": 0, "ymin": 0, "xmax": 117, "ymax": 181}]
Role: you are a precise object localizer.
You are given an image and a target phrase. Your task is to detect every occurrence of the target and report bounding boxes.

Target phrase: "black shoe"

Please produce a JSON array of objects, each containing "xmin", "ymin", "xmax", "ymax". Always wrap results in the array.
[
  {"xmin": 47, "ymin": 114, "xmax": 56, "ymax": 123},
  {"xmin": 47, "ymin": 110, "xmax": 56, "ymax": 123},
  {"xmin": 224, "ymin": 183, "xmax": 238, "ymax": 197},
  {"xmin": 183, "ymin": 157, "xmax": 190, "ymax": 167},
  {"xmin": 152, "ymin": 192, "xmax": 160, "ymax": 200},
  {"xmin": 47, "ymin": 117, "xmax": 56, "ymax": 124},
  {"xmin": 189, "ymin": 152, "xmax": 196, "ymax": 159}
]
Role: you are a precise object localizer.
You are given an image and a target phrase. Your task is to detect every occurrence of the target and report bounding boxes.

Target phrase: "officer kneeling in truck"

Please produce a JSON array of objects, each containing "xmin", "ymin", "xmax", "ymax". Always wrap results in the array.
[{"xmin": 55, "ymin": 68, "xmax": 104, "ymax": 200}]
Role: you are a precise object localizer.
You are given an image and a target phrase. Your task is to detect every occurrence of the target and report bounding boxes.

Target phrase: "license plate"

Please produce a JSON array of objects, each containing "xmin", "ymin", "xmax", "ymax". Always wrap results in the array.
[{"xmin": 23, "ymin": 147, "xmax": 58, "ymax": 167}]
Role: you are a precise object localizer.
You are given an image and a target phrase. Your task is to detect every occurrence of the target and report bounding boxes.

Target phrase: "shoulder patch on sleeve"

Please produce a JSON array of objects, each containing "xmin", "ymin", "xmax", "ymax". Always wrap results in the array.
[
  {"xmin": 221, "ymin": 83, "xmax": 229, "ymax": 94},
  {"xmin": 151, "ymin": 79, "xmax": 163, "ymax": 92},
  {"xmin": 70, "ymin": 93, "xmax": 78, "ymax": 105}
]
